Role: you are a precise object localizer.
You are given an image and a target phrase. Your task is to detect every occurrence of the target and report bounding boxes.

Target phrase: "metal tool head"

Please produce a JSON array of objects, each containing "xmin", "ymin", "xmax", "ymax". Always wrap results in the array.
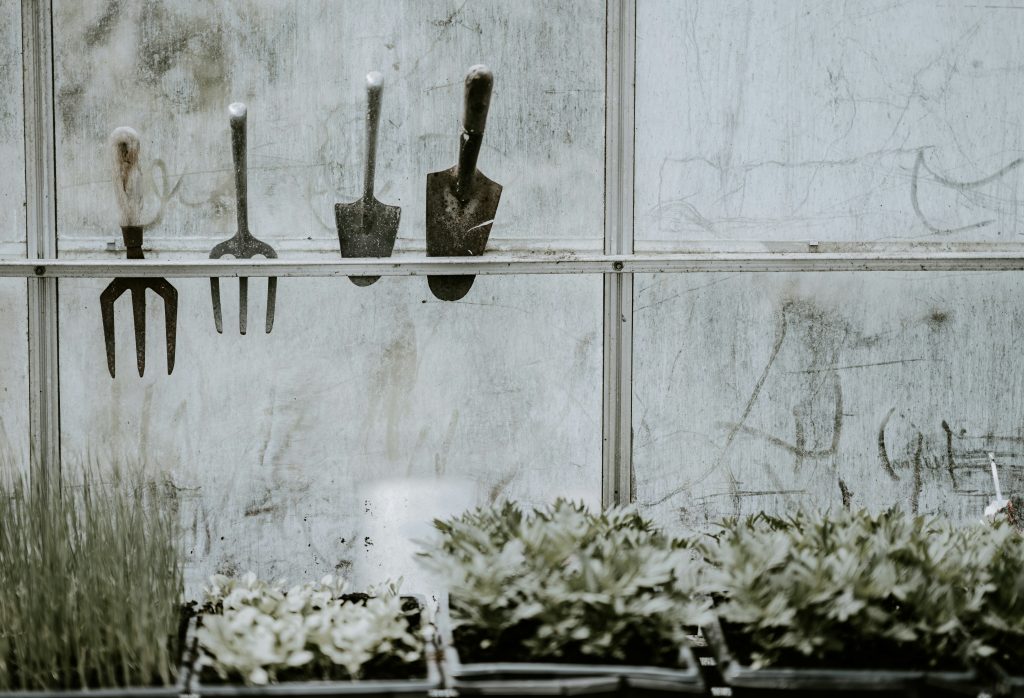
[
  {"xmin": 426, "ymin": 65, "xmax": 502, "ymax": 301},
  {"xmin": 101, "ymin": 268, "xmax": 178, "ymax": 378},
  {"xmin": 336, "ymin": 71, "xmax": 401, "ymax": 287},
  {"xmin": 101, "ymin": 128, "xmax": 178, "ymax": 378},
  {"xmin": 336, "ymin": 198, "xmax": 401, "ymax": 286},
  {"xmin": 209, "ymin": 102, "xmax": 279, "ymax": 334}
]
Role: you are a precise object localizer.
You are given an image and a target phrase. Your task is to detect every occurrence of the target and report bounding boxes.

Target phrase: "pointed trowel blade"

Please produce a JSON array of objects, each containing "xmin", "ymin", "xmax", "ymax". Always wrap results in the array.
[
  {"xmin": 425, "ymin": 167, "xmax": 502, "ymax": 301},
  {"xmin": 336, "ymin": 196, "xmax": 401, "ymax": 286}
]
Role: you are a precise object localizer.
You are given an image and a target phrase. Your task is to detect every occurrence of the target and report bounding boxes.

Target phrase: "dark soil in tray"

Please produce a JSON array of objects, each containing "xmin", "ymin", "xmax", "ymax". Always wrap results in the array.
[
  {"xmin": 452, "ymin": 621, "xmax": 686, "ymax": 669},
  {"xmin": 198, "ymin": 655, "xmax": 428, "ymax": 685},
  {"xmin": 719, "ymin": 621, "xmax": 951, "ymax": 672}
]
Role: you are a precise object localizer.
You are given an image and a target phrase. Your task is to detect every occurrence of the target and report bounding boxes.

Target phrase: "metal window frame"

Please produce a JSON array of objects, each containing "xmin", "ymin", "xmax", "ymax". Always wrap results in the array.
[
  {"xmin": 18, "ymin": 0, "xmax": 1024, "ymax": 505},
  {"xmin": 23, "ymin": 0, "xmax": 60, "ymax": 488}
]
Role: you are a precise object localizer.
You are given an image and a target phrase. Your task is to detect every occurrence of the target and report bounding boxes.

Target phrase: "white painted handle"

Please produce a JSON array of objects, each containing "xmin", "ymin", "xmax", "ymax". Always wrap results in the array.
[{"xmin": 110, "ymin": 126, "xmax": 143, "ymax": 227}]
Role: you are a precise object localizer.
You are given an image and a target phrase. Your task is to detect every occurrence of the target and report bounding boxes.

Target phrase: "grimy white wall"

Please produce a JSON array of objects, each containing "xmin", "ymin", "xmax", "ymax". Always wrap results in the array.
[{"xmin": 3, "ymin": 0, "xmax": 1024, "ymax": 589}]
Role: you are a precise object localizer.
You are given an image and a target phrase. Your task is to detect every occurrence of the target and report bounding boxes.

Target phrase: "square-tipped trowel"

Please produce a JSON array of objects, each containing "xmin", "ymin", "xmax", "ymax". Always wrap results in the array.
[
  {"xmin": 336, "ymin": 71, "xmax": 401, "ymax": 286},
  {"xmin": 426, "ymin": 65, "xmax": 502, "ymax": 301}
]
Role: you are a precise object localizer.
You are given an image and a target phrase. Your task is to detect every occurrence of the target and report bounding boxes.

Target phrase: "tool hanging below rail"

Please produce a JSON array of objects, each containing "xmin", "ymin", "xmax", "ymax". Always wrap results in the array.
[
  {"xmin": 209, "ymin": 103, "xmax": 279, "ymax": 334},
  {"xmin": 336, "ymin": 71, "xmax": 401, "ymax": 287},
  {"xmin": 100, "ymin": 127, "xmax": 178, "ymax": 378},
  {"xmin": 426, "ymin": 65, "xmax": 503, "ymax": 301}
]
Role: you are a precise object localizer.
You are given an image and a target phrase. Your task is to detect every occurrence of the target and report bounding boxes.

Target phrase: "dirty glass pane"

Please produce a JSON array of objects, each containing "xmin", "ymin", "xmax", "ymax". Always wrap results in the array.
[
  {"xmin": 0, "ymin": 0, "xmax": 28, "ymax": 473},
  {"xmin": 58, "ymin": 275, "xmax": 602, "ymax": 591},
  {"xmin": 51, "ymin": 1, "xmax": 606, "ymax": 591},
  {"xmin": 52, "ymin": 1, "xmax": 605, "ymax": 254},
  {"xmin": 0, "ymin": 279, "xmax": 29, "ymax": 472},
  {"xmin": 633, "ymin": 271, "xmax": 1024, "ymax": 531},
  {"xmin": 636, "ymin": 0, "xmax": 1024, "ymax": 247}
]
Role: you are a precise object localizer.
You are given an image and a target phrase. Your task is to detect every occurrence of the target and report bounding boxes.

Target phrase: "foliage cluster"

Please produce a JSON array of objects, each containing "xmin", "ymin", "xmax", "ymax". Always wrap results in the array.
[
  {"xmin": 419, "ymin": 499, "xmax": 711, "ymax": 667},
  {"xmin": 702, "ymin": 509, "xmax": 1024, "ymax": 670}
]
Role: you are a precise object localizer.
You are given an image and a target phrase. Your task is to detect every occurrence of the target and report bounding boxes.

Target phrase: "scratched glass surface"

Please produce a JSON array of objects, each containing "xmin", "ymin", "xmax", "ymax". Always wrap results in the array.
[
  {"xmin": 0, "ymin": 279, "xmax": 30, "ymax": 474},
  {"xmin": 633, "ymin": 272, "xmax": 1024, "ymax": 530},
  {"xmin": 0, "ymin": 0, "xmax": 28, "ymax": 475},
  {"xmin": 0, "ymin": 0, "xmax": 24, "ymax": 252},
  {"xmin": 52, "ymin": 0, "xmax": 605, "ymax": 254},
  {"xmin": 636, "ymin": 1, "xmax": 1024, "ymax": 247},
  {"xmin": 57, "ymin": 275, "xmax": 602, "ymax": 592}
]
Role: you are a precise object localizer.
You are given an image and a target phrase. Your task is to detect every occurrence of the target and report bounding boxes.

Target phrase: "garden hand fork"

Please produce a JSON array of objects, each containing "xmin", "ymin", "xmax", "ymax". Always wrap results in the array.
[
  {"xmin": 209, "ymin": 103, "xmax": 278, "ymax": 334},
  {"xmin": 100, "ymin": 127, "xmax": 178, "ymax": 378}
]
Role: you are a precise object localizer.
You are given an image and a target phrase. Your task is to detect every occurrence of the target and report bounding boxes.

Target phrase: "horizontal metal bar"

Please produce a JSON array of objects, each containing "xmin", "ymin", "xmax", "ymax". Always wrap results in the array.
[{"xmin": 3, "ymin": 252, "xmax": 1024, "ymax": 278}]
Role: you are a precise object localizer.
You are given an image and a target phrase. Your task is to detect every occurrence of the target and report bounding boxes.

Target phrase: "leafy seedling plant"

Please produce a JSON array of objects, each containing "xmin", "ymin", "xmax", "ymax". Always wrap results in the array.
[
  {"xmin": 956, "ymin": 521, "xmax": 1024, "ymax": 673},
  {"xmin": 701, "ymin": 508, "xmax": 996, "ymax": 672},
  {"xmin": 0, "ymin": 470, "xmax": 185, "ymax": 690},
  {"xmin": 196, "ymin": 574, "xmax": 424, "ymax": 686},
  {"xmin": 418, "ymin": 499, "xmax": 712, "ymax": 667}
]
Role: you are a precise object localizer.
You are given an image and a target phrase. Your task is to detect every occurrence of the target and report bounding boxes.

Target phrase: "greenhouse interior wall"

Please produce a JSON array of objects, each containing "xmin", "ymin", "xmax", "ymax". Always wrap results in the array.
[{"xmin": 4, "ymin": 0, "xmax": 1024, "ymax": 593}]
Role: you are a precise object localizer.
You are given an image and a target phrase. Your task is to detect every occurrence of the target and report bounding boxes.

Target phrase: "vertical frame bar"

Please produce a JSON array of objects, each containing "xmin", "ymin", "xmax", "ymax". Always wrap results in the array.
[
  {"xmin": 23, "ymin": 0, "xmax": 61, "ymax": 486},
  {"xmin": 602, "ymin": 0, "xmax": 636, "ymax": 507}
]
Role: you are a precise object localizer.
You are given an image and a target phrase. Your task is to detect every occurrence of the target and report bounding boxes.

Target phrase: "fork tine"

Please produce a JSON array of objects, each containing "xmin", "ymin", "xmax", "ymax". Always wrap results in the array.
[
  {"xmin": 265, "ymin": 277, "xmax": 277, "ymax": 333},
  {"xmin": 210, "ymin": 277, "xmax": 223, "ymax": 333},
  {"xmin": 130, "ymin": 285, "xmax": 147, "ymax": 377},
  {"xmin": 159, "ymin": 280, "xmax": 177, "ymax": 374},
  {"xmin": 239, "ymin": 277, "xmax": 248, "ymax": 335},
  {"xmin": 100, "ymin": 282, "xmax": 119, "ymax": 378}
]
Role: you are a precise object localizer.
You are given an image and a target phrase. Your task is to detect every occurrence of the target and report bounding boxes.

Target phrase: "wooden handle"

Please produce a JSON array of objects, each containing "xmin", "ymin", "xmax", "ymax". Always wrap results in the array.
[
  {"xmin": 462, "ymin": 64, "xmax": 493, "ymax": 135},
  {"xmin": 228, "ymin": 102, "xmax": 249, "ymax": 236},
  {"xmin": 363, "ymin": 71, "xmax": 384, "ymax": 200},
  {"xmin": 456, "ymin": 65, "xmax": 493, "ymax": 199},
  {"xmin": 110, "ymin": 126, "xmax": 143, "ymax": 227}
]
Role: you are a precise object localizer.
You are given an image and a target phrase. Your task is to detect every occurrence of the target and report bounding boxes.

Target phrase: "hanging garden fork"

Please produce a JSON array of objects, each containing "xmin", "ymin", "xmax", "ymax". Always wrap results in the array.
[
  {"xmin": 100, "ymin": 127, "xmax": 178, "ymax": 378},
  {"xmin": 209, "ymin": 103, "xmax": 278, "ymax": 334}
]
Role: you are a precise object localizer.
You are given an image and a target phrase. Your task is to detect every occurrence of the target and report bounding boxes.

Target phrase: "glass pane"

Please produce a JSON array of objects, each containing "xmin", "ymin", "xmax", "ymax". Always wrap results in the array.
[
  {"xmin": 0, "ymin": 0, "xmax": 28, "ymax": 473},
  {"xmin": 636, "ymin": 0, "xmax": 1024, "ymax": 247},
  {"xmin": 52, "ymin": 0, "xmax": 607, "ymax": 591},
  {"xmin": 59, "ymin": 275, "xmax": 601, "ymax": 590},
  {"xmin": 52, "ymin": 0, "xmax": 605, "ymax": 254},
  {"xmin": 633, "ymin": 272, "xmax": 1024, "ymax": 529}
]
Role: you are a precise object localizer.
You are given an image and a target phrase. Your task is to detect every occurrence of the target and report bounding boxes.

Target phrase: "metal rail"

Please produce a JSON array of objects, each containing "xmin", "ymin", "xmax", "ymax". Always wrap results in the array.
[{"xmin": 4, "ymin": 252, "xmax": 1024, "ymax": 278}]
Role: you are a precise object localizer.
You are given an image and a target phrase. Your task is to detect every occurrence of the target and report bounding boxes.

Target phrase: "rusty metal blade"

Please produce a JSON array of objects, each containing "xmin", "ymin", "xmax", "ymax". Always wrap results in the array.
[
  {"xmin": 153, "ymin": 279, "xmax": 177, "ymax": 374},
  {"xmin": 130, "ymin": 285, "xmax": 147, "ymax": 377},
  {"xmin": 100, "ymin": 280, "xmax": 122, "ymax": 378},
  {"xmin": 425, "ymin": 166, "xmax": 502, "ymax": 301},
  {"xmin": 336, "ymin": 197, "xmax": 401, "ymax": 286},
  {"xmin": 210, "ymin": 277, "xmax": 223, "ymax": 333},
  {"xmin": 265, "ymin": 277, "xmax": 277, "ymax": 333},
  {"xmin": 239, "ymin": 277, "xmax": 248, "ymax": 335}
]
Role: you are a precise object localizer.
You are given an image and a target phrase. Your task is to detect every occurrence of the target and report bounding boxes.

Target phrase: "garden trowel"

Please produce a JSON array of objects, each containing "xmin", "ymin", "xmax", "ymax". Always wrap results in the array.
[
  {"xmin": 426, "ymin": 65, "xmax": 502, "ymax": 301},
  {"xmin": 336, "ymin": 71, "xmax": 400, "ymax": 287}
]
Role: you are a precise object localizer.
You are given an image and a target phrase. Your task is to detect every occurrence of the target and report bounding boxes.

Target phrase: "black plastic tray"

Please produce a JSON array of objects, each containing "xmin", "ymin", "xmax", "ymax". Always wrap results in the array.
[
  {"xmin": 705, "ymin": 615, "xmax": 977, "ymax": 696},
  {"xmin": 187, "ymin": 595, "xmax": 441, "ymax": 698},
  {"xmin": 437, "ymin": 603, "xmax": 705, "ymax": 695}
]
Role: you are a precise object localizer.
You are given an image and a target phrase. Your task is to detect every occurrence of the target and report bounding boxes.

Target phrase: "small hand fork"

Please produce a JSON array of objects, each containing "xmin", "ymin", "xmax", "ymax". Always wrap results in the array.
[
  {"xmin": 100, "ymin": 127, "xmax": 178, "ymax": 378},
  {"xmin": 209, "ymin": 103, "xmax": 278, "ymax": 334}
]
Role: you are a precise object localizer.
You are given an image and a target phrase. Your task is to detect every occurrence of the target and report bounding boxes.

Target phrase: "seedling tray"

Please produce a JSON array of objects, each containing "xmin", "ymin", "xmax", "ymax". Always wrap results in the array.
[
  {"xmin": 437, "ymin": 606, "xmax": 704, "ymax": 696},
  {"xmin": 705, "ymin": 615, "xmax": 976, "ymax": 697},
  {"xmin": 187, "ymin": 595, "xmax": 441, "ymax": 698}
]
